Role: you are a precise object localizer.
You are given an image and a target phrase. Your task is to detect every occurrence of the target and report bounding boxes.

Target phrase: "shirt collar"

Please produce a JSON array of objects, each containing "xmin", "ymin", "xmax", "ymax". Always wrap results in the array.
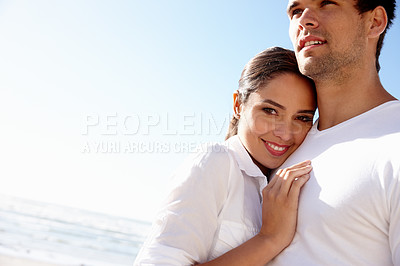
[{"xmin": 225, "ymin": 135, "xmax": 265, "ymax": 178}]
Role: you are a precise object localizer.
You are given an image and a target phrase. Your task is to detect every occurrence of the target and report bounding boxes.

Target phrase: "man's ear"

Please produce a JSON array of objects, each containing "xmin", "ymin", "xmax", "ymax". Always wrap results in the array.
[
  {"xmin": 367, "ymin": 6, "xmax": 388, "ymax": 38},
  {"xmin": 233, "ymin": 91, "xmax": 241, "ymax": 118}
]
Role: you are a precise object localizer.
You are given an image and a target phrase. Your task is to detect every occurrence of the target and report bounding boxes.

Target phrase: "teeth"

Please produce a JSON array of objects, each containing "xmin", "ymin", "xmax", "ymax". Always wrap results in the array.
[
  {"xmin": 304, "ymin": 40, "xmax": 323, "ymax": 47},
  {"xmin": 268, "ymin": 143, "xmax": 286, "ymax": 152}
]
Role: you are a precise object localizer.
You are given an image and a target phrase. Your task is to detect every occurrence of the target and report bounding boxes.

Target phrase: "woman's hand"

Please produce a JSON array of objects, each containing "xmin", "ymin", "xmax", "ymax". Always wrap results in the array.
[
  {"xmin": 259, "ymin": 160, "xmax": 312, "ymax": 252},
  {"xmin": 197, "ymin": 160, "xmax": 312, "ymax": 266}
]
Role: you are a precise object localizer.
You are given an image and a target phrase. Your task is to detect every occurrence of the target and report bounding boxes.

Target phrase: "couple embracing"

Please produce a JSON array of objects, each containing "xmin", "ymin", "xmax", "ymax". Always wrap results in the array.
[{"xmin": 136, "ymin": 1, "xmax": 400, "ymax": 265}]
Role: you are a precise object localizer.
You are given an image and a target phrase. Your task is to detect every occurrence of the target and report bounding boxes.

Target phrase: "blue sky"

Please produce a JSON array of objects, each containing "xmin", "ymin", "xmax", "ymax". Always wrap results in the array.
[{"xmin": 1, "ymin": 0, "xmax": 399, "ymax": 221}]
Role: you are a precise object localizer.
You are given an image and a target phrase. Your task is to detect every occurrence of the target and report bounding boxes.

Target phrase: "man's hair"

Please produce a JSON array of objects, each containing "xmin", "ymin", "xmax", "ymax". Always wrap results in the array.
[{"xmin": 355, "ymin": 0, "xmax": 397, "ymax": 72}]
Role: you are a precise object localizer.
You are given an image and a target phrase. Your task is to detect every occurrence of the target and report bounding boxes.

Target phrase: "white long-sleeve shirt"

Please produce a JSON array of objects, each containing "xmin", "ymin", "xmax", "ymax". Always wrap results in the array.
[{"xmin": 134, "ymin": 135, "xmax": 267, "ymax": 265}]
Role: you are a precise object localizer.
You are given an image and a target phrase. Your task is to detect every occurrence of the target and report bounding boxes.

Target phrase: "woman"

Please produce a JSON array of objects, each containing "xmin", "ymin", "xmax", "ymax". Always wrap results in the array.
[{"xmin": 134, "ymin": 47, "xmax": 317, "ymax": 265}]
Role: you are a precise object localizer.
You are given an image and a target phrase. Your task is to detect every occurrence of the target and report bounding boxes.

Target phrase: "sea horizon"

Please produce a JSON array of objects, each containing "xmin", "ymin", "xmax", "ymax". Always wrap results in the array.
[{"xmin": 0, "ymin": 194, "xmax": 151, "ymax": 266}]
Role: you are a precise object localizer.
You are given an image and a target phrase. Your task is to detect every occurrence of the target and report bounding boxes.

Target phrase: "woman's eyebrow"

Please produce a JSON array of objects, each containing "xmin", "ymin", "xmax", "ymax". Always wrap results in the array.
[
  {"xmin": 262, "ymin": 99, "xmax": 285, "ymax": 110},
  {"xmin": 261, "ymin": 100, "xmax": 315, "ymax": 114},
  {"xmin": 298, "ymin": 110, "xmax": 316, "ymax": 115}
]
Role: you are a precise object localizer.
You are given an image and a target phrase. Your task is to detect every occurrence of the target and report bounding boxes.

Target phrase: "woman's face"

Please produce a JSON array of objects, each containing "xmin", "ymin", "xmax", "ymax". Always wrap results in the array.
[{"xmin": 236, "ymin": 72, "xmax": 316, "ymax": 174}]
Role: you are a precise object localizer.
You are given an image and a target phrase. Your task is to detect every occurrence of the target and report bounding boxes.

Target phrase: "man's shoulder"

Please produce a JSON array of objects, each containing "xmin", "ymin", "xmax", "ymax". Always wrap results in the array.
[
  {"xmin": 375, "ymin": 100, "xmax": 400, "ymax": 116},
  {"xmin": 372, "ymin": 100, "xmax": 400, "ymax": 130},
  {"xmin": 353, "ymin": 100, "xmax": 400, "ymax": 133}
]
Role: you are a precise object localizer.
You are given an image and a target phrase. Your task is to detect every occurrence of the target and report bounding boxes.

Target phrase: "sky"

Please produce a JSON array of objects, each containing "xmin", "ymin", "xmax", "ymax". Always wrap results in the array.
[{"xmin": 1, "ymin": 0, "xmax": 399, "ymax": 222}]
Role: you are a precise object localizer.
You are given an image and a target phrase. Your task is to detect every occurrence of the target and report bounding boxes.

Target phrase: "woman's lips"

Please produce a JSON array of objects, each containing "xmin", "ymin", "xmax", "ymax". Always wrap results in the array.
[{"xmin": 263, "ymin": 140, "xmax": 289, "ymax": 157}]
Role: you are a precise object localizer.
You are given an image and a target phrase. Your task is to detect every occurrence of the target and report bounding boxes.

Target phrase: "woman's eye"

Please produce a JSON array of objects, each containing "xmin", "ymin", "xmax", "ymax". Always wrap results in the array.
[
  {"xmin": 263, "ymin": 108, "xmax": 277, "ymax": 115},
  {"xmin": 297, "ymin": 116, "xmax": 314, "ymax": 122}
]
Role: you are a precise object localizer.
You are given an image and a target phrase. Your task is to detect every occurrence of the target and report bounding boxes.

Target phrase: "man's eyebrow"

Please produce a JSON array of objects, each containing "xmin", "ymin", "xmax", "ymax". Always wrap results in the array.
[
  {"xmin": 262, "ymin": 99, "xmax": 286, "ymax": 110},
  {"xmin": 287, "ymin": 1, "xmax": 300, "ymax": 14}
]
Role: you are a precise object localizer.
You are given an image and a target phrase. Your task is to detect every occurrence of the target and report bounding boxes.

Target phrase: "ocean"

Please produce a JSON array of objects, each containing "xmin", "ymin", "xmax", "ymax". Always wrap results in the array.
[{"xmin": 0, "ymin": 194, "xmax": 151, "ymax": 266}]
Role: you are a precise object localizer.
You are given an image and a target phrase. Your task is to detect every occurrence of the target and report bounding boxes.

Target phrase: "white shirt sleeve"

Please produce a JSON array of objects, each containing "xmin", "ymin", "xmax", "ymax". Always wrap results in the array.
[{"xmin": 134, "ymin": 147, "xmax": 231, "ymax": 265}]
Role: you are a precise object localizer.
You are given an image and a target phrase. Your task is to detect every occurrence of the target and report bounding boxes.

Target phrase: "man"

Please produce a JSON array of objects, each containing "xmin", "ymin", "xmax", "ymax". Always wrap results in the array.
[{"xmin": 269, "ymin": 0, "xmax": 399, "ymax": 265}]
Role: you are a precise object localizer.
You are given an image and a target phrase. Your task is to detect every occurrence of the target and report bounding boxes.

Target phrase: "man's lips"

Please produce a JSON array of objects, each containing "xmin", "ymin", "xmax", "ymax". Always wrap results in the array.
[
  {"xmin": 298, "ymin": 36, "xmax": 326, "ymax": 51},
  {"xmin": 262, "ymin": 140, "xmax": 290, "ymax": 157}
]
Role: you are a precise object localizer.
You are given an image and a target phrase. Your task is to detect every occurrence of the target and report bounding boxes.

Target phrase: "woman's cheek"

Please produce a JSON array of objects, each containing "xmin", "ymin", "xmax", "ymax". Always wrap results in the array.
[{"xmin": 245, "ymin": 113, "xmax": 274, "ymax": 135}]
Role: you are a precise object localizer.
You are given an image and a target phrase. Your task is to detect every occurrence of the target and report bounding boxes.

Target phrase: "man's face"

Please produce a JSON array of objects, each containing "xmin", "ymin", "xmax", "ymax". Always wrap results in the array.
[{"xmin": 287, "ymin": 0, "xmax": 368, "ymax": 80}]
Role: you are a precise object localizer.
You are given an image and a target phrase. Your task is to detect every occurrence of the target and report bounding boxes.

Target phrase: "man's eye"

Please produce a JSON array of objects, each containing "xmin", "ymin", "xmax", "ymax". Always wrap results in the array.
[
  {"xmin": 292, "ymin": 9, "xmax": 303, "ymax": 17},
  {"xmin": 321, "ymin": 0, "xmax": 336, "ymax": 7}
]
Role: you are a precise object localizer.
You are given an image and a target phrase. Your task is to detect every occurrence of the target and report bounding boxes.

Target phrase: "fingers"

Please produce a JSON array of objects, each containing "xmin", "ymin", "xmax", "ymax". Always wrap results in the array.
[
  {"xmin": 264, "ymin": 160, "xmax": 312, "ymax": 199},
  {"xmin": 266, "ymin": 168, "xmax": 281, "ymax": 187},
  {"xmin": 287, "ymin": 173, "xmax": 311, "ymax": 202},
  {"xmin": 278, "ymin": 163, "xmax": 312, "ymax": 195},
  {"xmin": 267, "ymin": 160, "xmax": 311, "ymax": 186},
  {"xmin": 281, "ymin": 160, "xmax": 311, "ymax": 173}
]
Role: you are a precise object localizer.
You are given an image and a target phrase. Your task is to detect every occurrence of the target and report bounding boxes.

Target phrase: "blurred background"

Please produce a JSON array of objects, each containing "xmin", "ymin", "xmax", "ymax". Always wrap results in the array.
[{"xmin": 0, "ymin": 1, "xmax": 399, "ymax": 265}]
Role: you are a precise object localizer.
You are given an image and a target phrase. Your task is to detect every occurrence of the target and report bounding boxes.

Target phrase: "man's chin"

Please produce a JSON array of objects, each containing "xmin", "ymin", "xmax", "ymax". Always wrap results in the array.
[{"xmin": 298, "ymin": 58, "xmax": 325, "ymax": 78}]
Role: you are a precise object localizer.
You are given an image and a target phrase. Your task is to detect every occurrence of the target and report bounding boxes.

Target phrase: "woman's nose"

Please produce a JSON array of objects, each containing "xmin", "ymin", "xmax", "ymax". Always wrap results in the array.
[{"xmin": 273, "ymin": 122, "xmax": 294, "ymax": 142}]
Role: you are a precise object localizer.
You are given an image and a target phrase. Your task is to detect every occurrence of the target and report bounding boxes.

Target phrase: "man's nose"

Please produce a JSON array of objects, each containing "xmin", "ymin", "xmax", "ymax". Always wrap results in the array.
[{"xmin": 298, "ymin": 8, "xmax": 319, "ymax": 30}]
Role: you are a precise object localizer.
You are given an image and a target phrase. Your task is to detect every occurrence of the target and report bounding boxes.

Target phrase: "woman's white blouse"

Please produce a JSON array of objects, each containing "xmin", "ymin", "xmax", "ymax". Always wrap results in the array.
[{"xmin": 134, "ymin": 135, "xmax": 267, "ymax": 265}]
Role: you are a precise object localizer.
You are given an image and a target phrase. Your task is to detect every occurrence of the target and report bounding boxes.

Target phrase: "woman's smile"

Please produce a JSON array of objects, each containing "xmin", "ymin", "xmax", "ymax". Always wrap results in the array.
[{"xmin": 262, "ymin": 140, "xmax": 290, "ymax": 157}]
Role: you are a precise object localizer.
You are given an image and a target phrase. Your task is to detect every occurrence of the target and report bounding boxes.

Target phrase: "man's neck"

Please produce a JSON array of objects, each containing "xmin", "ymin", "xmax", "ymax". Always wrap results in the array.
[{"xmin": 315, "ymin": 69, "xmax": 396, "ymax": 131}]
